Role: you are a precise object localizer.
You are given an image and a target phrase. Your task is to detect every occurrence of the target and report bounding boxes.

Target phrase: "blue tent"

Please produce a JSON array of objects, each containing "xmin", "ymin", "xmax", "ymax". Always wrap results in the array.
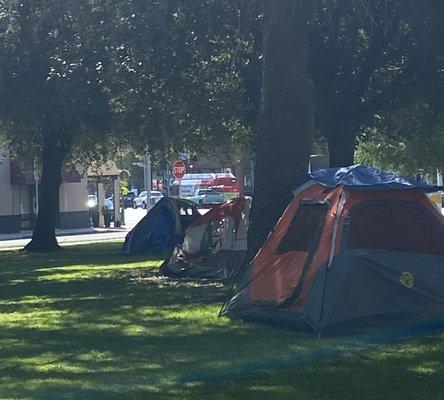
[
  {"xmin": 122, "ymin": 198, "xmax": 200, "ymax": 254},
  {"xmin": 298, "ymin": 164, "xmax": 441, "ymax": 192}
]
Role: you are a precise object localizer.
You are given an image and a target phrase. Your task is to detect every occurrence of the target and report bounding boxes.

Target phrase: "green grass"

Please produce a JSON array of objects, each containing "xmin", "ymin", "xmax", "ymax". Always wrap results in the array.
[{"xmin": 0, "ymin": 242, "xmax": 442, "ymax": 399}]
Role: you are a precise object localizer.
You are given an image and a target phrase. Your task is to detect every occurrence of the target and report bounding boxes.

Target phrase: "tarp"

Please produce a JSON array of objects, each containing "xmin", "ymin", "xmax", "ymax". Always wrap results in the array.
[
  {"xmin": 299, "ymin": 164, "xmax": 442, "ymax": 192},
  {"xmin": 122, "ymin": 198, "xmax": 199, "ymax": 254},
  {"xmin": 188, "ymin": 196, "xmax": 248, "ymax": 231}
]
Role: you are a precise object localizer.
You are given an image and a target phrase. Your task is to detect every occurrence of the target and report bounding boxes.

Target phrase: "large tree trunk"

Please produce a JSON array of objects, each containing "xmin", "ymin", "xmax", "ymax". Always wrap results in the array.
[
  {"xmin": 247, "ymin": 0, "xmax": 314, "ymax": 259},
  {"xmin": 327, "ymin": 131, "xmax": 356, "ymax": 168},
  {"xmin": 25, "ymin": 133, "xmax": 69, "ymax": 252}
]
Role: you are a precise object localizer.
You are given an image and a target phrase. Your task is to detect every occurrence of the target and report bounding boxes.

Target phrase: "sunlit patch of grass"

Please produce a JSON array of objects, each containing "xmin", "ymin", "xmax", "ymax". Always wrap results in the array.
[
  {"xmin": 409, "ymin": 361, "xmax": 440, "ymax": 375},
  {"xmin": 0, "ymin": 242, "xmax": 442, "ymax": 400},
  {"xmin": 34, "ymin": 261, "xmax": 162, "ymax": 283},
  {"xmin": 0, "ymin": 309, "xmax": 70, "ymax": 330}
]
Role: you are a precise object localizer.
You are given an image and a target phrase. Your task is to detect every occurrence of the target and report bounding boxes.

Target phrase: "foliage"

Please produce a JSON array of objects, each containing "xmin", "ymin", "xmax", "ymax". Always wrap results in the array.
[
  {"xmin": 0, "ymin": 241, "xmax": 442, "ymax": 399},
  {"xmin": 1, "ymin": 0, "xmax": 262, "ymax": 166},
  {"xmin": 0, "ymin": 0, "xmax": 114, "ymax": 163},
  {"xmin": 104, "ymin": 0, "xmax": 262, "ymax": 162},
  {"xmin": 308, "ymin": 0, "xmax": 443, "ymax": 167},
  {"xmin": 0, "ymin": 0, "xmax": 122, "ymax": 250},
  {"xmin": 356, "ymin": 104, "xmax": 444, "ymax": 175},
  {"xmin": 119, "ymin": 179, "xmax": 130, "ymax": 196}
]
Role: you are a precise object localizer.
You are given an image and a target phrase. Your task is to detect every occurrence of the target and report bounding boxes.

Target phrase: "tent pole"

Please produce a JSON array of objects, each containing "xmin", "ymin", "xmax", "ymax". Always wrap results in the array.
[{"xmin": 317, "ymin": 190, "xmax": 347, "ymax": 336}]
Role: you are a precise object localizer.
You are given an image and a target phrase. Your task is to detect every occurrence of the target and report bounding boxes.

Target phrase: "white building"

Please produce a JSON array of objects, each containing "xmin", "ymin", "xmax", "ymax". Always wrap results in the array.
[{"xmin": 0, "ymin": 148, "xmax": 90, "ymax": 234}]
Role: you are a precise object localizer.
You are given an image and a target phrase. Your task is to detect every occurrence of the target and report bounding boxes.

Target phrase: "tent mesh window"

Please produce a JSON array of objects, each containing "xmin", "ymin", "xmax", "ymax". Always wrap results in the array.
[
  {"xmin": 277, "ymin": 203, "xmax": 328, "ymax": 254},
  {"xmin": 346, "ymin": 202, "xmax": 444, "ymax": 255},
  {"xmin": 179, "ymin": 206, "xmax": 199, "ymax": 230},
  {"xmin": 201, "ymin": 220, "xmax": 225, "ymax": 252}
]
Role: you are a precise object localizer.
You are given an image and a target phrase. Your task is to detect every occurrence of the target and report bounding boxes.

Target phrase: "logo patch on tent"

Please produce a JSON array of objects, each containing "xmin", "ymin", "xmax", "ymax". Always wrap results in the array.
[{"xmin": 399, "ymin": 272, "xmax": 414, "ymax": 288}]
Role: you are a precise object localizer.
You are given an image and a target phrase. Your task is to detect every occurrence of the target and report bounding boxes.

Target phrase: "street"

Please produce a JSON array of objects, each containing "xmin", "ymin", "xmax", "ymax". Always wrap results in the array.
[
  {"xmin": 0, "ymin": 206, "xmax": 209, "ymax": 251},
  {"xmin": 124, "ymin": 206, "xmax": 148, "ymax": 230},
  {"xmin": 0, "ymin": 202, "xmax": 440, "ymax": 251},
  {"xmin": 0, "ymin": 208, "xmax": 145, "ymax": 251}
]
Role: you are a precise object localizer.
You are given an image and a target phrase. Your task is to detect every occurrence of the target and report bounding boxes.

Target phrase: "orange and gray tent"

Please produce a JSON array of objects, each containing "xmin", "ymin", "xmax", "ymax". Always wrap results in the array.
[
  {"xmin": 222, "ymin": 165, "xmax": 444, "ymax": 334},
  {"xmin": 160, "ymin": 197, "xmax": 251, "ymax": 280}
]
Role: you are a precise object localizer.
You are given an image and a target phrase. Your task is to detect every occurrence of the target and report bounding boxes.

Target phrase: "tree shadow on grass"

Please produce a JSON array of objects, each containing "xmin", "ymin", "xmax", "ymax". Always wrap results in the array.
[
  {"xmin": 0, "ymin": 301, "xmax": 311, "ymax": 399},
  {"xmin": 0, "ymin": 242, "xmax": 442, "ymax": 400},
  {"xmin": 0, "ymin": 242, "xmax": 283, "ymax": 398},
  {"xmin": 103, "ymin": 331, "xmax": 444, "ymax": 400},
  {"xmin": 0, "ymin": 242, "xmax": 157, "ymax": 273}
]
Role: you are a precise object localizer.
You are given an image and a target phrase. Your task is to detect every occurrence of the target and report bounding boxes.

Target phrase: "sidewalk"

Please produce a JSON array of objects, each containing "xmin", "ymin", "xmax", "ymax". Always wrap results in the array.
[
  {"xmin": 0, "ymin": 226, "xmax": 129, "ymax": 251},
  {"xmin": 0, "ymin": 226, "xmax": 128, "ymax": 241},
  {"xmin": 0, "ymin": 208, "xmax": 148, "ymax": 251}
]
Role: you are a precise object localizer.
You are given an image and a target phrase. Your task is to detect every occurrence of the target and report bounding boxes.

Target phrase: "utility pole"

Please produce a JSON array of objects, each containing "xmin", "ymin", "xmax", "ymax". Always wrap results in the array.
[
  {"xmin": 33, "ymin": 158, "xmax": 39, "ymax": 214},
  {"xmin": 437, "ymin": 170, "xmax": 443, "ymax": 187},
  {"xmin": 160, "ymin": 152, "xmax": 170, "ymax": 197},
  {"xmin": 143, "ymin": 153, "xmax": 152, "ymax": 212}
]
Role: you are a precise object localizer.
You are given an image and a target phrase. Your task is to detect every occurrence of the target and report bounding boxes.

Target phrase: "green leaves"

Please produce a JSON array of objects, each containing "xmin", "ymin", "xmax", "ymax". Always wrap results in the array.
[
  {"xmin": 356, "ymin": 103, "xmax": 444, "ymax": 174},
  {"xmin": 309, "ymin": 0, "xmax": 443, "ymax": 169},
  {"xmin": 0, "ymin": 0, "xmax": 113, "ymax": 162}
]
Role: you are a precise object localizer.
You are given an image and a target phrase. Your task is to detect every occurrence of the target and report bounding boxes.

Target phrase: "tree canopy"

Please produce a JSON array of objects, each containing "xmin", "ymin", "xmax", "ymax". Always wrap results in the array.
[
  {"xmin": 0, "ymin": 0, "xmax": 442, "ymax": 251},
  {"xmin": 0, "ymin": 0, "xmax": 115, "ymax": 250},
  {"xmin": 309, "ymin": 0, "xmax": 443, "ymax": 167},
  {"xmin": 0, "ymin": 0, "xmax": 262, "ymax": 250}
]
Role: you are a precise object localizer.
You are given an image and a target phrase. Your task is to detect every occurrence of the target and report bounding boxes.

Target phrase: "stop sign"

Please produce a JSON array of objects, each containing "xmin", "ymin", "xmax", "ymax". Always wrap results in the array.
[{"xmin": 172, "ymin": 161, "xmax": 186, "ymax": 179}]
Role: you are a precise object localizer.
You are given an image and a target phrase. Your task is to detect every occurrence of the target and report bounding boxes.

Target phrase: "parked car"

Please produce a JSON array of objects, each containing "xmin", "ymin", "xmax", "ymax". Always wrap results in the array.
[
  {"xmin": 187, "ymin": 189, "xmax": 225, "ymax": 208},
  {"xmin": 133, "ymin": 190, "xmax": 164, "ymax": 209},
  {"xmin": 133, "ymin": 191, "xmax": 147, "ymax": 208},
  {"xmin": 150, "ymin": 191, "xmax": 164, "ymax": 205},
  {"xmin": 122, "ymin": 192, "xmax": 136, "ymax": 208}
]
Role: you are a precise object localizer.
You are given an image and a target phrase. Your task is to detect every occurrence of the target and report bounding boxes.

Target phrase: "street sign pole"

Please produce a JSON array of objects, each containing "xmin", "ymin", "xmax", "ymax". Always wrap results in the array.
[
  {"xmin": 143, "ymin": 153, "xmax": 151, "ymax": 212},
  {"xmin": 172, "ymin": 161, "xmax": 186, "ymax": 197},
  {"xmin": 33, "ymin": 158, "xmax": 39, "ymax": 214}
]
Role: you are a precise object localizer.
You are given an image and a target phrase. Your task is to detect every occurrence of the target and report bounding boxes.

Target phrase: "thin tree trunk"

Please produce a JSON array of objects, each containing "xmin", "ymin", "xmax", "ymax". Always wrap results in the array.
[
  {"xmin": 25, "ymin": 133, "xmax": 69, "ymax": 252},
  {"xmin": 236, "ymin": 156, "xmax": 246, "ymax": 196},
  {"xmin": 247, "ymin": 0, "xmax": 314, "ymax": 259},
  {"xmin": 327, "ymin": 132, "xmax": 356, "ymax": 168}
]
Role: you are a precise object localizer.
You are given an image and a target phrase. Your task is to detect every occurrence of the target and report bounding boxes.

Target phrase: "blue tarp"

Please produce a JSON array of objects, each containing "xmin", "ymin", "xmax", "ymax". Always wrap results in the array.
[{"xmin": 303, "ymin": 165, "xmax": 441, "ymax": 192}]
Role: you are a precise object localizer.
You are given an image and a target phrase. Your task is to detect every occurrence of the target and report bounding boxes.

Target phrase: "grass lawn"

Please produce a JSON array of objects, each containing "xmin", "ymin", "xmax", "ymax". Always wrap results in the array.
[{"xmin": 0, "ymin": 242, "xmax": 442, "ymax": 400}]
